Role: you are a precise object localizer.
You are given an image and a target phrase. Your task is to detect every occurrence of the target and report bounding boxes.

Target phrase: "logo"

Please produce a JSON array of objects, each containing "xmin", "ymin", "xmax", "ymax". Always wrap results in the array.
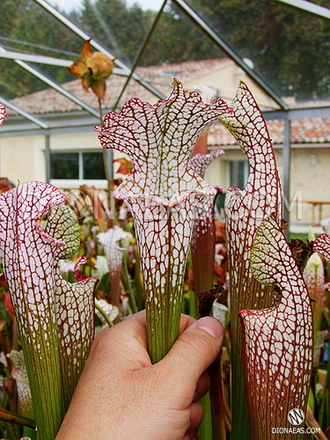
[
  {"xmin": 272, "ymin": 408, "xmax": 319, "ymax": 435},
  {"xmin": 287, "ymin": 408, "xmax": 305, "ymax": 426}
]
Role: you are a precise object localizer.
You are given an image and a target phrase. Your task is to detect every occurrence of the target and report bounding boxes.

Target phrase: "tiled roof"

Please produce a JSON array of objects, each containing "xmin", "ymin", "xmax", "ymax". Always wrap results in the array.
[
  {"xmin": 291, "ymin": 118, "xmax": 330, "ymax": 144},
  {"xmin": 5, "ymin": 58, "xmax": 330, "ymax": 145},
  {"xmin": 208, "ymin": 118, "xmax": 330, "ymax": 146},
  {"xmin": 9, "ymin": 58, "xmax": 232, "ymax": 116}
]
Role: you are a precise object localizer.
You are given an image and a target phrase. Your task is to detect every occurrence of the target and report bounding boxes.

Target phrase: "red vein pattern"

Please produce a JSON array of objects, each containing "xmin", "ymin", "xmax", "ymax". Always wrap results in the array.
[
  {"xmin": 74, "ymin": 255, "xmax": 89, "ymax": 282},
  {"xmin": 7, "ymin": 350, "xmax": 33, "ymax": 419},
  {"xmin": 0, "ymin": 182, "xmax": 97, "ymax": 437},
  {"xmin": 97, "ymin": 226, "xmax": 132, "ymax": 306},
  {"xmin": 0, "ymin": 102, "xmax": 5, "ymax": 126},
  {"xmin": 220, "ymin": 82, "xmax": 282, "ymax": 437},
  {"xmin": 189, "ymin": 147, "xmax": 225, "ymax": 177},
  {"xmin": 313, "ymin": 233, "xmax": 330, "ymax": 292},
  {"xmin": 313, "ymin": 235, "xmax": 330, "ymax": 346},
  {"xmin": 190, "ymin": 148, "xmax": 224, "ymax": 292},
  {"xmin": 43, "ymin": 203, "xmax": 98, "ymax": 410},
  {"xmin": 239, "ymin": 214, "xmax": 313, "ymax": 440},
  {"xmin": 96, "ymin": 79, "xmax": 230, "ymax": 362},
  {"xmin": 303, "ymin": 252, "xmax": 325, "ymax": 349},
  {"xmin": 313, "ymin": 233, "xmax": 330, "ymax": 268}
]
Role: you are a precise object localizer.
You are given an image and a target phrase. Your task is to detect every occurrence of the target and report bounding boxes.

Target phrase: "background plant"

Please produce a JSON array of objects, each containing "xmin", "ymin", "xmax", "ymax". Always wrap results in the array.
[{"xmin": 0, "ymin": 75, "xmax": 329, "ymax": 440}]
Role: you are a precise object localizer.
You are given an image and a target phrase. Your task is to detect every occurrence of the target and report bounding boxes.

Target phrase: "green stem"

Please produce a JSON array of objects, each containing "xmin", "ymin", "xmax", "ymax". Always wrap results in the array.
[
  {"xmin": 0, "ymin": 407, "xmax": 35, "ymax": 428},
  {"xmin": 189, "ymin": 288, "xmax": 197, "ymax": 318},
  {"xmin": 133, "ymin": 246, "xmax": 143, "ymax": 311},
  {"xmin": 4, "ymin": 422, "xmax": 17, "ymax": 440},
  {"xmin": 99, "ymin": 98, "xmax": 118, "ymax": 227},
  {"xmin": 146, "ymin": 211, "xmax": 183, "ymax": 364},
  {"xmin": 21, "ymin": 336, "xmax": 63, "ymax": 439},
  {"xmin": 127, "ymin": 302, "xmax": 133, "ymax": 316},
  {"xmin": 121, "ymin": 252, "xmax": 138, "ymax": 314},
  {"xmin": 95, "ymin": 302, "xmax": 114, "ymax": 328},
  {"xmin": 199, "ymin": 393, "xmax": 212, "ymax": 440},
  {"xmin": 23, "ymin": 426, "xmax": 37, "ymax": 440},
  {"xmin": 98, "ymin": 98, "xmax": 103, "ymax": 127}
]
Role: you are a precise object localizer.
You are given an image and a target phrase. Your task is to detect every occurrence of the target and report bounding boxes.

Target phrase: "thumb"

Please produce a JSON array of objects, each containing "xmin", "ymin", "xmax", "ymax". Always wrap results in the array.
[{"xmin": 161, "ymin": 317, "xmax": 224, "ymax": 385}]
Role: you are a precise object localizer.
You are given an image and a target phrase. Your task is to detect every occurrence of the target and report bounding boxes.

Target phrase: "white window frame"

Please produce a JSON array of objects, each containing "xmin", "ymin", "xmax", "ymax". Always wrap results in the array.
[{"xmin": 49, "ymin": 150, "xmax": 108, "ymax": 189}]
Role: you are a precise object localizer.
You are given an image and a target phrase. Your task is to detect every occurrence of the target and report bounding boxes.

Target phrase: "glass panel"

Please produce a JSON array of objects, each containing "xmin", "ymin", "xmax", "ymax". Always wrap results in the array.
[
  {"xmin": 132, "ymin": 0, "xmax": 279, "ymax": 110},
  {"xmin": 0, "ymin": 0, "xmax": 83, "ymax": 99},
  {"xmin": 34, "ymin": 63, "xmax": 100, "ymax": 112},
  {"xmin": 185, "ymin": 0, "xmax": 330, "ymax": 105},
  {"xmin": 0, "ymin": 59, "xmax": 81, "ymax": 116},
  {"xmin": 139, "ymin": 0, "xmax": 226, "ymax": 66},
  {"xmin": 83, "ymin": 152, "xmax": 106, "ymax": 179},
  {"xmin": 2, "ymin": 0, "xmax": 328, "ymax": 109},
  {"xmin": 50, "ymin": 152, "xmax": 79, "ymax": 179},
  {"xmin": 0, "ymin": 59, "xmax": 23, "ymax": 101},
  {"xmin": 49, "ymin": 0, "xmax": 158, "ymax": 66}
]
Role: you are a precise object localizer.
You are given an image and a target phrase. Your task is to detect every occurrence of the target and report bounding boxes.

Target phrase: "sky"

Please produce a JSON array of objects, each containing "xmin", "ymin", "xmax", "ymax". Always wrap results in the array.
[{"xmin": 50, "ymin": 0, "xmax": 164, "ymax": 13}]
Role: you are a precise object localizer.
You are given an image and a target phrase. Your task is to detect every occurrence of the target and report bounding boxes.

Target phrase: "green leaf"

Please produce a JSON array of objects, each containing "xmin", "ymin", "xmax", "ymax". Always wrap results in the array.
[
  {"xmin": 97, "ymin": 79, "xmax": 229, "ymax": 363},
  {"xmin": 221, "ymin": 82, "xmax": 282, "ymax": 439},
  {"xmin": 239, "ymin": 214, "xmax": 313, "ymax": 440},
  {"xmin": 0, "ymin": 182, "xmax": 97, "ymax": 439}
]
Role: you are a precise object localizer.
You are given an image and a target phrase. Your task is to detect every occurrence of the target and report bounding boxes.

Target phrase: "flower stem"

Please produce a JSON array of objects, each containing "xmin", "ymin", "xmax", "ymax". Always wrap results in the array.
[
  {"xmin": 98, "ymin": 98, "xmax": 117, "ymax": 226},
  {"xmin": 122, "ymin": 251, "xmax": 138, "ymax": 314},
  {"xmin": 0, "ymin": 408, "xmax": 35, "ymax": 428},
  {"xmin": 95, "ymin": 302, "xmax": 114, "ymax": 328}
]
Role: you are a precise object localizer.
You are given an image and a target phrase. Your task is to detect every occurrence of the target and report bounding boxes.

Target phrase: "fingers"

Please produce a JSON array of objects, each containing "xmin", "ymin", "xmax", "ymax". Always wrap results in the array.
[
  {"xmin": 182, "ymin": 401, "xmax": 204, "ymax": 440},
  {"xmin": 187, "ymin": 401, "xmax": 204, "ymax": 433},
  {"xmin": 126, "ymin": 308, "xmax": 147, "ymax": 328},
  {"xmin": 185, "ymin": 371, "xmax": 210, "ymax": 439},
  {"xmin": 89, "ymin": 310, "xmax": 150, "ymax": 370},
  {"xmin": 194, "ymin": 371, "xmax": 210, "ymax": 402},
  {"xmin": 91, "ymin": 312, "xmax": 223, "ymax": 384},
  {"xmin": 178, "ymin": 314, "xmax": 196, "ymax": 335},
  {"xmin": 99, "ymin": 309, "xmax": 147, "ymax": 349},
  {"xmin": 161, "ymin": 316, "xmax": 224, "ymax": 387},
  {"xmin": 118, "ymin": 309, "xmax": 148, "ymax": 351},
  {"xmin": 190, "ymin": 401, "xmax": 204, "ymax": 429}
]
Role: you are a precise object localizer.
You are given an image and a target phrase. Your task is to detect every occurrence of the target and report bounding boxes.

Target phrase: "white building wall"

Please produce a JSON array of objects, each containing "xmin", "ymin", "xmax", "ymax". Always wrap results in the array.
[
  {"xmin": 204, "ymin": 146, "xmax": 330, "ymax": 229},
  {"xmin": 1, "ymin": 129, "xmax": 329, "ymax": 230},
  {"xmin": 0, "ymin": 135, "xmax": 46, "ymax": 183},
  {"xmin": 50, "ymin": 131, "xmax": 100, "ymax": 151}
]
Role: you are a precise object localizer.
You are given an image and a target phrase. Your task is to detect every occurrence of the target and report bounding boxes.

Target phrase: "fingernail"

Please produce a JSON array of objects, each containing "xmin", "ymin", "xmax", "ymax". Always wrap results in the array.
[{"xmin": 196, "ymin": 317, "xmax": 223, "ymax": 340}]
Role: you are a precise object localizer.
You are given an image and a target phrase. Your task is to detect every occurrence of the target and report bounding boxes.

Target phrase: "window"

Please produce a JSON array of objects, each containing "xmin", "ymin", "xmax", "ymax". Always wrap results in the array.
[
  {"xmin": 50, "ymin": 152, "xmax": 106, "ymax": 180},
  {"xmin": 228, "ymin": 160, "xmax": 249, "ymax": 189},
  {"xmin": 83, "ymin": 152, "xmax": 106, "ymax": 180},
  {"xmin": 51, "ymin": 152, "xmax": 79, "ymax": 179}
]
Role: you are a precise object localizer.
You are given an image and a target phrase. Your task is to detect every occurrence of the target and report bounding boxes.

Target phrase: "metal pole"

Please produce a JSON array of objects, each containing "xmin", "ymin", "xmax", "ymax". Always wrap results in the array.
[
  {"xmin": 0, "ymin": 95, "xmax": 48, "ymax": 129},
  {"xmin": 283, "ymin": 117, "xmax": 291, "ymax": 226},
  {"xmin": 276, "ymin": 0, "xmax": 330, "ymax": 20},
  {"xmin": 172, "ymin": 0, "xmax": 288, "ymax": 110},
  {"xmin": 45, "ymin": 134, "xmax": 51, "ymax": 183},
  {"xmin": 112, "ymin": 0, "xmax": 168, "ymax": 111},
  {"xmin": 0, "ymin": 50, "xmax": 73, "ymax": 67},
  {"xmin": 0, "ymin": 45, "xmax": 100, "ymax": 119},
  {"xmin": 33, "ymin": 0, "xmax": 166, "ymax": 100},
  {"xmin": 106, "ymin": 150, "xmax": 113, "ymax": 180}
]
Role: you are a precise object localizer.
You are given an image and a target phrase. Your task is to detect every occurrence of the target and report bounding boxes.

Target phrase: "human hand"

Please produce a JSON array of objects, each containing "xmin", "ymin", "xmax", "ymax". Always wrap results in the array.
[{"xmin": 56, "ymin": 311, "xmax": 223, "ymax": 440}]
